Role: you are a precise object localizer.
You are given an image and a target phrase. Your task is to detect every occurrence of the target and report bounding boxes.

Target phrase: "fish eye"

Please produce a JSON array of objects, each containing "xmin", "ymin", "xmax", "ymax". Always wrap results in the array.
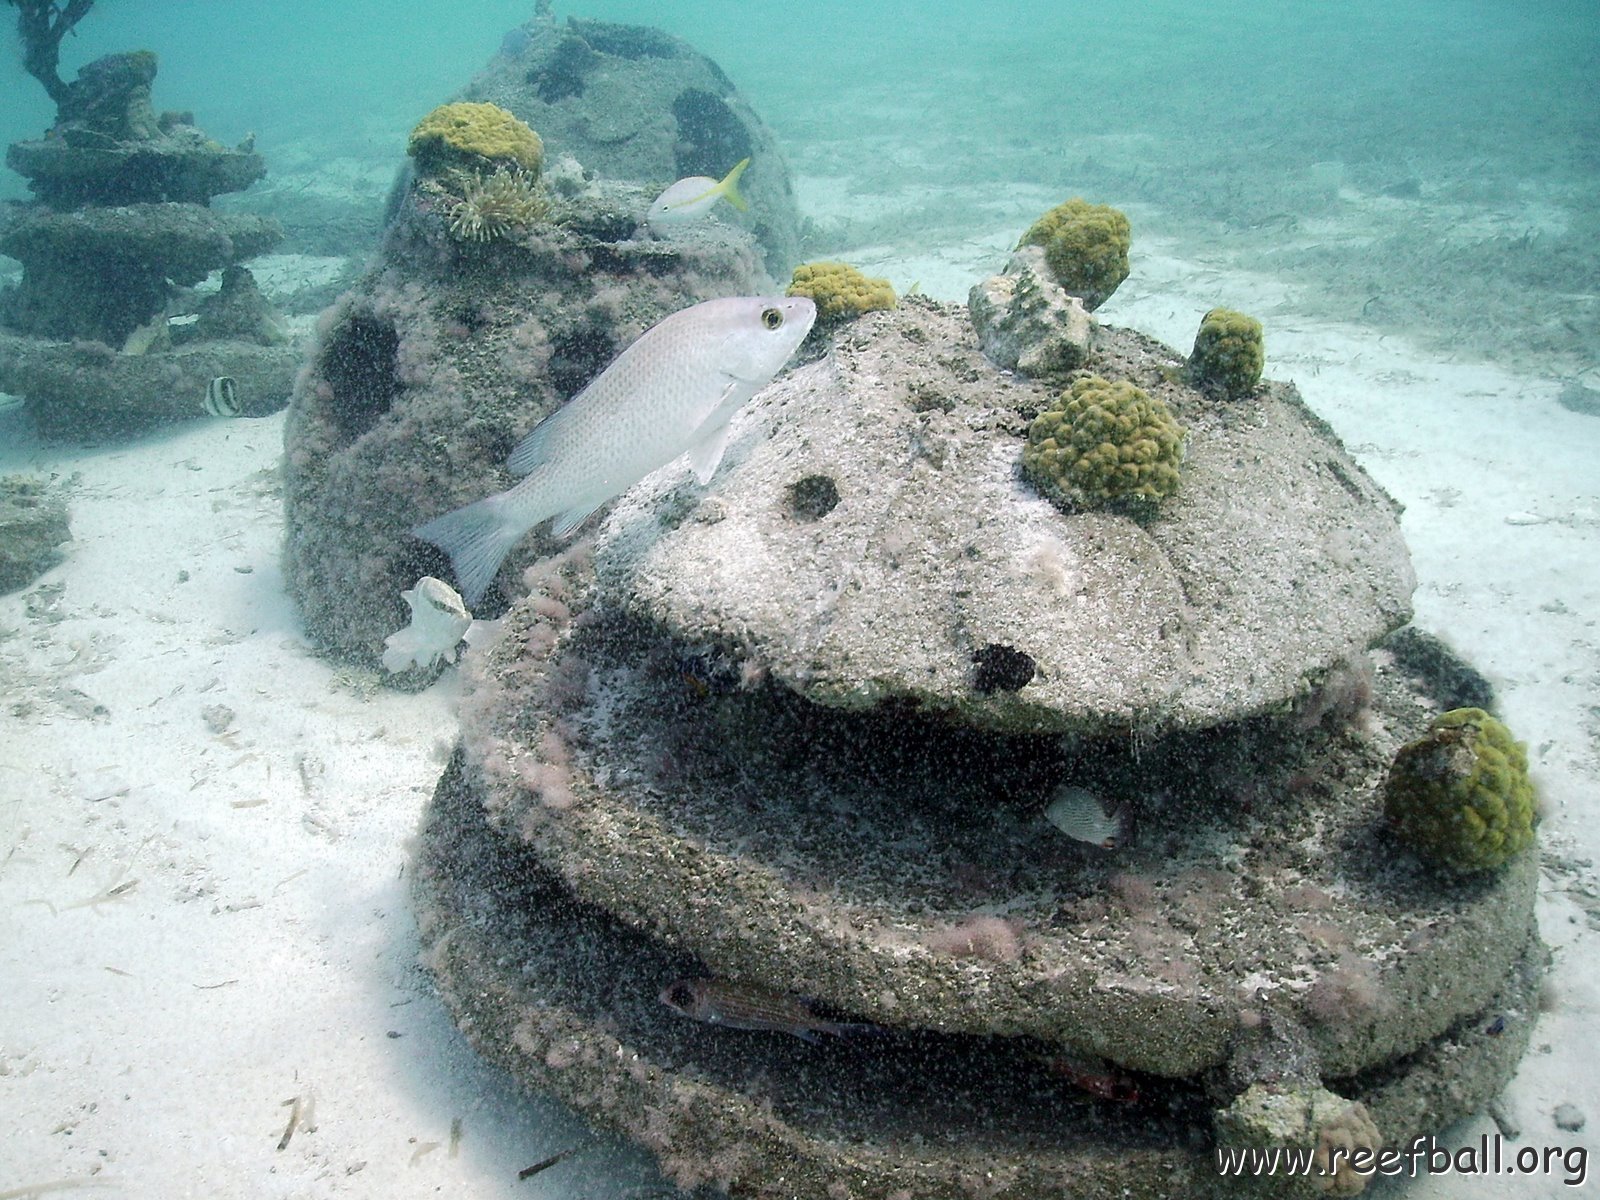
[
  {"xmin": 664, "ymin": 981, "xmax": 696, "ymax": 1007},
  {"xmin": 760, "ymin": 306, "xmax": 784, "ymax": 330}
]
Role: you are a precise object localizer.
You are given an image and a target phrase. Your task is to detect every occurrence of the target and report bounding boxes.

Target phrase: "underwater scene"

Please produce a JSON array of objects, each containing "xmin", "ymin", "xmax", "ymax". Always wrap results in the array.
[{"xmin": 1, "ymin": 1, "xmax": 1596, "ymax": 1196}]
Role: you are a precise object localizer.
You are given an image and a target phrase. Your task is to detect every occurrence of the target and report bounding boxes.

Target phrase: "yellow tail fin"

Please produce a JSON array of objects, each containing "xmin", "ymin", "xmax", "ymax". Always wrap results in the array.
[{"xmin": 717, "ymin": 157, "xmax": 751, "ymax": 212}]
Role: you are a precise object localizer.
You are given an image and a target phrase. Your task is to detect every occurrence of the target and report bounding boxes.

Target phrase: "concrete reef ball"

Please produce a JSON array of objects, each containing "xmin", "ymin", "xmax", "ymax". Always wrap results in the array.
[
  {"xmin": 1383, "ymin": 707, "xmax": 1539, "ymax": 874},
  {"xmin": 407, "ymin": 101, "xmax": 544, "ymax": 178},
  {"xmin": 785, "ymin": 260, "xmax": 897, "ymax": 325},
  {"xmin": 1190, "ymin": 306, "xmax": 1266, "ymax": 399},
  {"xmin": 1022, "ymin": 374, "xmax": 1185, "ymax": 516},
  {"xmin": 1016, "ymin": 198, "xmax": 1131, "ymax": 311}
]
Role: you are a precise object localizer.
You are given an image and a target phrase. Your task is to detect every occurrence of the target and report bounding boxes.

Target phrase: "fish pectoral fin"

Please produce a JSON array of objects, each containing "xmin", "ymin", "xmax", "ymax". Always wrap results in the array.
[
  {"xmin": 507, "ymin": 424, "xmax": 555, "ymax": 475},
  {"xmin": 685, "ymin": 418, "xmax": 735, "ymax": 486},
  {"xmin": 507, "ymin": 401, "xmax": 579, "ymax": 475},
  {"xmin": 549, "ymin": 500, "xmax": 601, "ymax": 538}
]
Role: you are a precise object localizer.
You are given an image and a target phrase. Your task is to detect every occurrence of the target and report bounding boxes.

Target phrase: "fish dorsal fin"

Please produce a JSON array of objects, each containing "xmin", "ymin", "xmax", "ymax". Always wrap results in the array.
[
  {"xmin": 685, "ymin": 417, "xmax": 735, "ymax": 485},
  {"xmin": 550, "ymin": 500, "xmax": 601, "ymax": 538}
]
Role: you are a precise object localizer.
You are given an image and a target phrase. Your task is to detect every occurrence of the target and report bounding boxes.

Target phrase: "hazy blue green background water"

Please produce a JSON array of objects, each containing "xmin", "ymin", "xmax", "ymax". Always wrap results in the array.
[{"xmin": 2, "ymin": 0, "xmax": 1596, "ymax": 368}]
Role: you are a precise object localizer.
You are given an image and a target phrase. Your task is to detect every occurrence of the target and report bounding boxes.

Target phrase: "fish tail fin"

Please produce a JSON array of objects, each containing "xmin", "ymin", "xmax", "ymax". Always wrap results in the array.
[
  {"xmin": 413, "ymin": 496, "xmax": 521, "ymax": 609},
  {"xmin": 718, "ymin": 157, "xmax": 751, "ymax": 212}
]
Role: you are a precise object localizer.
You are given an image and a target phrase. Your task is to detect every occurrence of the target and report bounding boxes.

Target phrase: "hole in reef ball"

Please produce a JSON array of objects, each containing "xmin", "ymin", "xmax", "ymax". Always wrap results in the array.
[
  {"xmin": 787, "ymin": 475, "xmax": 841, "ymax": 521},
  {"xmin": 671, "ymin": 87, "xmax": 753, "ymax": 179},
  {"xmin": 972, "ymin": 644, "xmax": 1036, "ymax": 694},
  {"xmin": 320, "ymin": 314, "xmax": 400, "ymax": 442}
]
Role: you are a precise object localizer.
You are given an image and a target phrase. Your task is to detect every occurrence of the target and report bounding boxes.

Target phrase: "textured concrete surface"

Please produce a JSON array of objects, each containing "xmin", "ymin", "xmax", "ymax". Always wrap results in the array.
[
  {"xmin": 596, "ymin": 298, "xmax": 1416, "ymax": 737},
  {"xmin": 415, "ymin": 742, "xmax": 1543, "ymax": 1199},
  {"xmin": 461, "ymin": 578, "xmax": 1539, "ymax": 1079}
]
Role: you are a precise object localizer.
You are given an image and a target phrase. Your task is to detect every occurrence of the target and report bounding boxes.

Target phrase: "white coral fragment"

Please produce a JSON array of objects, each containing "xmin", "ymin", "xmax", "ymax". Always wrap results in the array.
[{"xmin": 382, "ymin": 576, "xmax": 473, "ymax": 673}]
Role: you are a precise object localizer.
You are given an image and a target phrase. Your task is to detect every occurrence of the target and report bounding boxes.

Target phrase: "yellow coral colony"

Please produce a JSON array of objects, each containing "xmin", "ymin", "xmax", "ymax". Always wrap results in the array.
[
  {"xmin": 1022, "ymin": 375, "xmax": 1186, "ymax": 515},
  {"xmin": 406, "ymin": 102, "xmax": 548, "ymax": 243},
  {"xmin": 407, "ymin": 101, "xmax": 544, "ymax": 177},
  {"xmin": 786, "ymin": 261, "xmax": 897, "ymax": 324},
  {"xmin": 1017, "ymin": 199, "xmax": 1131, "ymax": 311}
]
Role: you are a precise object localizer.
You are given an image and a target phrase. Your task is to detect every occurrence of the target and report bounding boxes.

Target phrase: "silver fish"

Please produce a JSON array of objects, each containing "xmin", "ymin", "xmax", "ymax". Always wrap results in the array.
[
  {"xmin": 0, "ymin": 392, "xmax": 24, "ymax": 414},
  {"xmin": 646, "ymin": 157, "xmax": 750, "ymax": 230},
  {"xmin": 1044, "ymin": 785, "xmax": 1127, "ymax": 849},
  {"xmin": 203, "ymin": 375, "xmax": 241, "ymax": 418},
  {"xmin": 659, "ymin": 977, "xmax": 879, "ymax": 1044},
  {"xmin": 415, "ymin": 295, "xmax": 815, "ymax": 606}
]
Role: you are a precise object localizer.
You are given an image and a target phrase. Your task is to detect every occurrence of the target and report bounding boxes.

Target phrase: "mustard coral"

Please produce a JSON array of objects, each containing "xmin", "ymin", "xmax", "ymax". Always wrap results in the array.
[
  {"xmin": 1189, "ymin": 307, "xmax": 1265, "ymax": 399},
  {"xmin": 1022, "ymin": 375, "xmax": 1185, "ymax": 515},
  {"xmin": 786, "ymin": 261, "xmax": 896, "ymax": 325},
  {"xmin": 1383, "ymin": 707, "xmax": 1538, "ymax": 874},
  {"xmin": 407, "ymin": 101, "xmax": 544, "ymax": 177},
  {"xmin": 1016, "ymin": 199, "xmax": 1131, "ymax": 310}
]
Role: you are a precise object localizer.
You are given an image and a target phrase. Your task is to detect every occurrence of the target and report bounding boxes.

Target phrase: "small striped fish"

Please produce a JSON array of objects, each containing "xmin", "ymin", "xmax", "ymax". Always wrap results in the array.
[
  {"xmin": 1044, "ymin": 785, "xmax": 1127, "ymax": 849},
  {"xmin": 203, "ymin": 376, "xmax": 241, "ymax": 418}
]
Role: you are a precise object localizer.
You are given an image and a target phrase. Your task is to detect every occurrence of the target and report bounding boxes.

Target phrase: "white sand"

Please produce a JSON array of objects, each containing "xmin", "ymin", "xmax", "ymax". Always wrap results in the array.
[{"xmin": 3, "ymin": 231, "xmax": 1596, "ymax": 1198}]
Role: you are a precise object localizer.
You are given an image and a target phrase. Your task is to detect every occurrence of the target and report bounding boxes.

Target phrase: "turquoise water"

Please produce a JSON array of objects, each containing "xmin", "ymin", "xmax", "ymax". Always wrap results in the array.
[
  {"xmin": 3, "ymin": 0, "xmax": 1594, "ymax": 367},
  {"xmin": 2, "ymin": 5, "xmax": 1597, "ymax": 1197}
]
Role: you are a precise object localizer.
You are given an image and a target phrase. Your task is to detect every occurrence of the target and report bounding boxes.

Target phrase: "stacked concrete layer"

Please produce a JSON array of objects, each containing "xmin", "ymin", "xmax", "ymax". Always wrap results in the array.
[
  {"xmin": 415, "ymin": 747, "xmax": 1543, "ymax": 1200},
  {"xmin": 463, "ymin": 583, "xmax": 1539, "ymax": 1080},
  {"xmin": 595, "ymin": 301, "xmax": 1416, "ymax": 737}
]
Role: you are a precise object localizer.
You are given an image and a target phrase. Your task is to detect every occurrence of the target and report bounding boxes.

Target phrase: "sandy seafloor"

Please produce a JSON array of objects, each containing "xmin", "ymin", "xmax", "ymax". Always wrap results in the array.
[{"xmin": 3, "ymin": 28, "xmax": 1600, "ymax": 1200}]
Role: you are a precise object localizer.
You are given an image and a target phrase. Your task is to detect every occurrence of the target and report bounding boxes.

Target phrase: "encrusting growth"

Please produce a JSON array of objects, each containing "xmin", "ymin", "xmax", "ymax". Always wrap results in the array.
[{"xmin": 1022, "ymin": 375, "xmax": 1185, "ymax": 515}]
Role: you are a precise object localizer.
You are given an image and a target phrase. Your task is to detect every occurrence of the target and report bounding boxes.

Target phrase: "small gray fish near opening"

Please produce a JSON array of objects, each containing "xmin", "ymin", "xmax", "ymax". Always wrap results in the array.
[
  {"xmin": 204, "ymin": 376, "xmax": 241, "ymax": 418},
  {"xmin": 1045, "ymin": 784, "xmax": 1128, "ymax": 849}
]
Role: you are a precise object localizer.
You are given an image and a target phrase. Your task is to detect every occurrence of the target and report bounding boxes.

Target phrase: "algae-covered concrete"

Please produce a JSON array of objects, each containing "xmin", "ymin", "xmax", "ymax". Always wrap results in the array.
[
  {"xmin": 415, "ymin": 743, "xmax": 1544, "ymax": 1200},
  {"xmin": 281, "ymin": 166, "xmax": 771, "ymax": 663},
  {"xmin": 460, "ymin": 575, "xmax": 1538, "ymax": 1080},
  {"xmin": 596, "ymin": 298, "xmax": 1415, "ymax": 737}
]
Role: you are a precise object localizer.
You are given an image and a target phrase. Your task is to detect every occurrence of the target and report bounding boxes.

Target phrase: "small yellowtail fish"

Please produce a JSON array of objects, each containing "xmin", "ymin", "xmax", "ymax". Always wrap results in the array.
[
  {"xmin": 1044, "ymin": 784, "xmax": 1127, "ymax": 849},
  {"xmin": 646, "ymin": 157, "xmax": 751, "ymax": 230},
  {"xmin": 659, "ymin": 977, "xmax": 882, "ymax": 1044},
  {"xmin": 203, "ymin": 376, "xmax": 241, "ymax": 418},
  {"xmin": 381, "ymin": 576, "xmax": 472, "ymax": 674},
  {"xmin": 414, "ymin": 295, "xmax": 815, "ymax": 607}
]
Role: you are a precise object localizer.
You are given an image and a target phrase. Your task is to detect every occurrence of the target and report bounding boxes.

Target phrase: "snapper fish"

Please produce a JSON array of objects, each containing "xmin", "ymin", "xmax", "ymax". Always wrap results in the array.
[
  {"xmin": 645, "ymin": 157, "xmax": 751, "ymax": 230},
  {"xmin": 414, "ymin": 295, "xmax": 815, "ymax": 606},
  {"xmin": 659, "ymin": 977, "xmax": 882, "ymax": 1044},
  {"xmin": 1045, "ymin": 784, "xmax": 1128, "ymax": 849},
  {"xmin": 381, "ymin": 575, "xmax": 473, "ymax": 674}
]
